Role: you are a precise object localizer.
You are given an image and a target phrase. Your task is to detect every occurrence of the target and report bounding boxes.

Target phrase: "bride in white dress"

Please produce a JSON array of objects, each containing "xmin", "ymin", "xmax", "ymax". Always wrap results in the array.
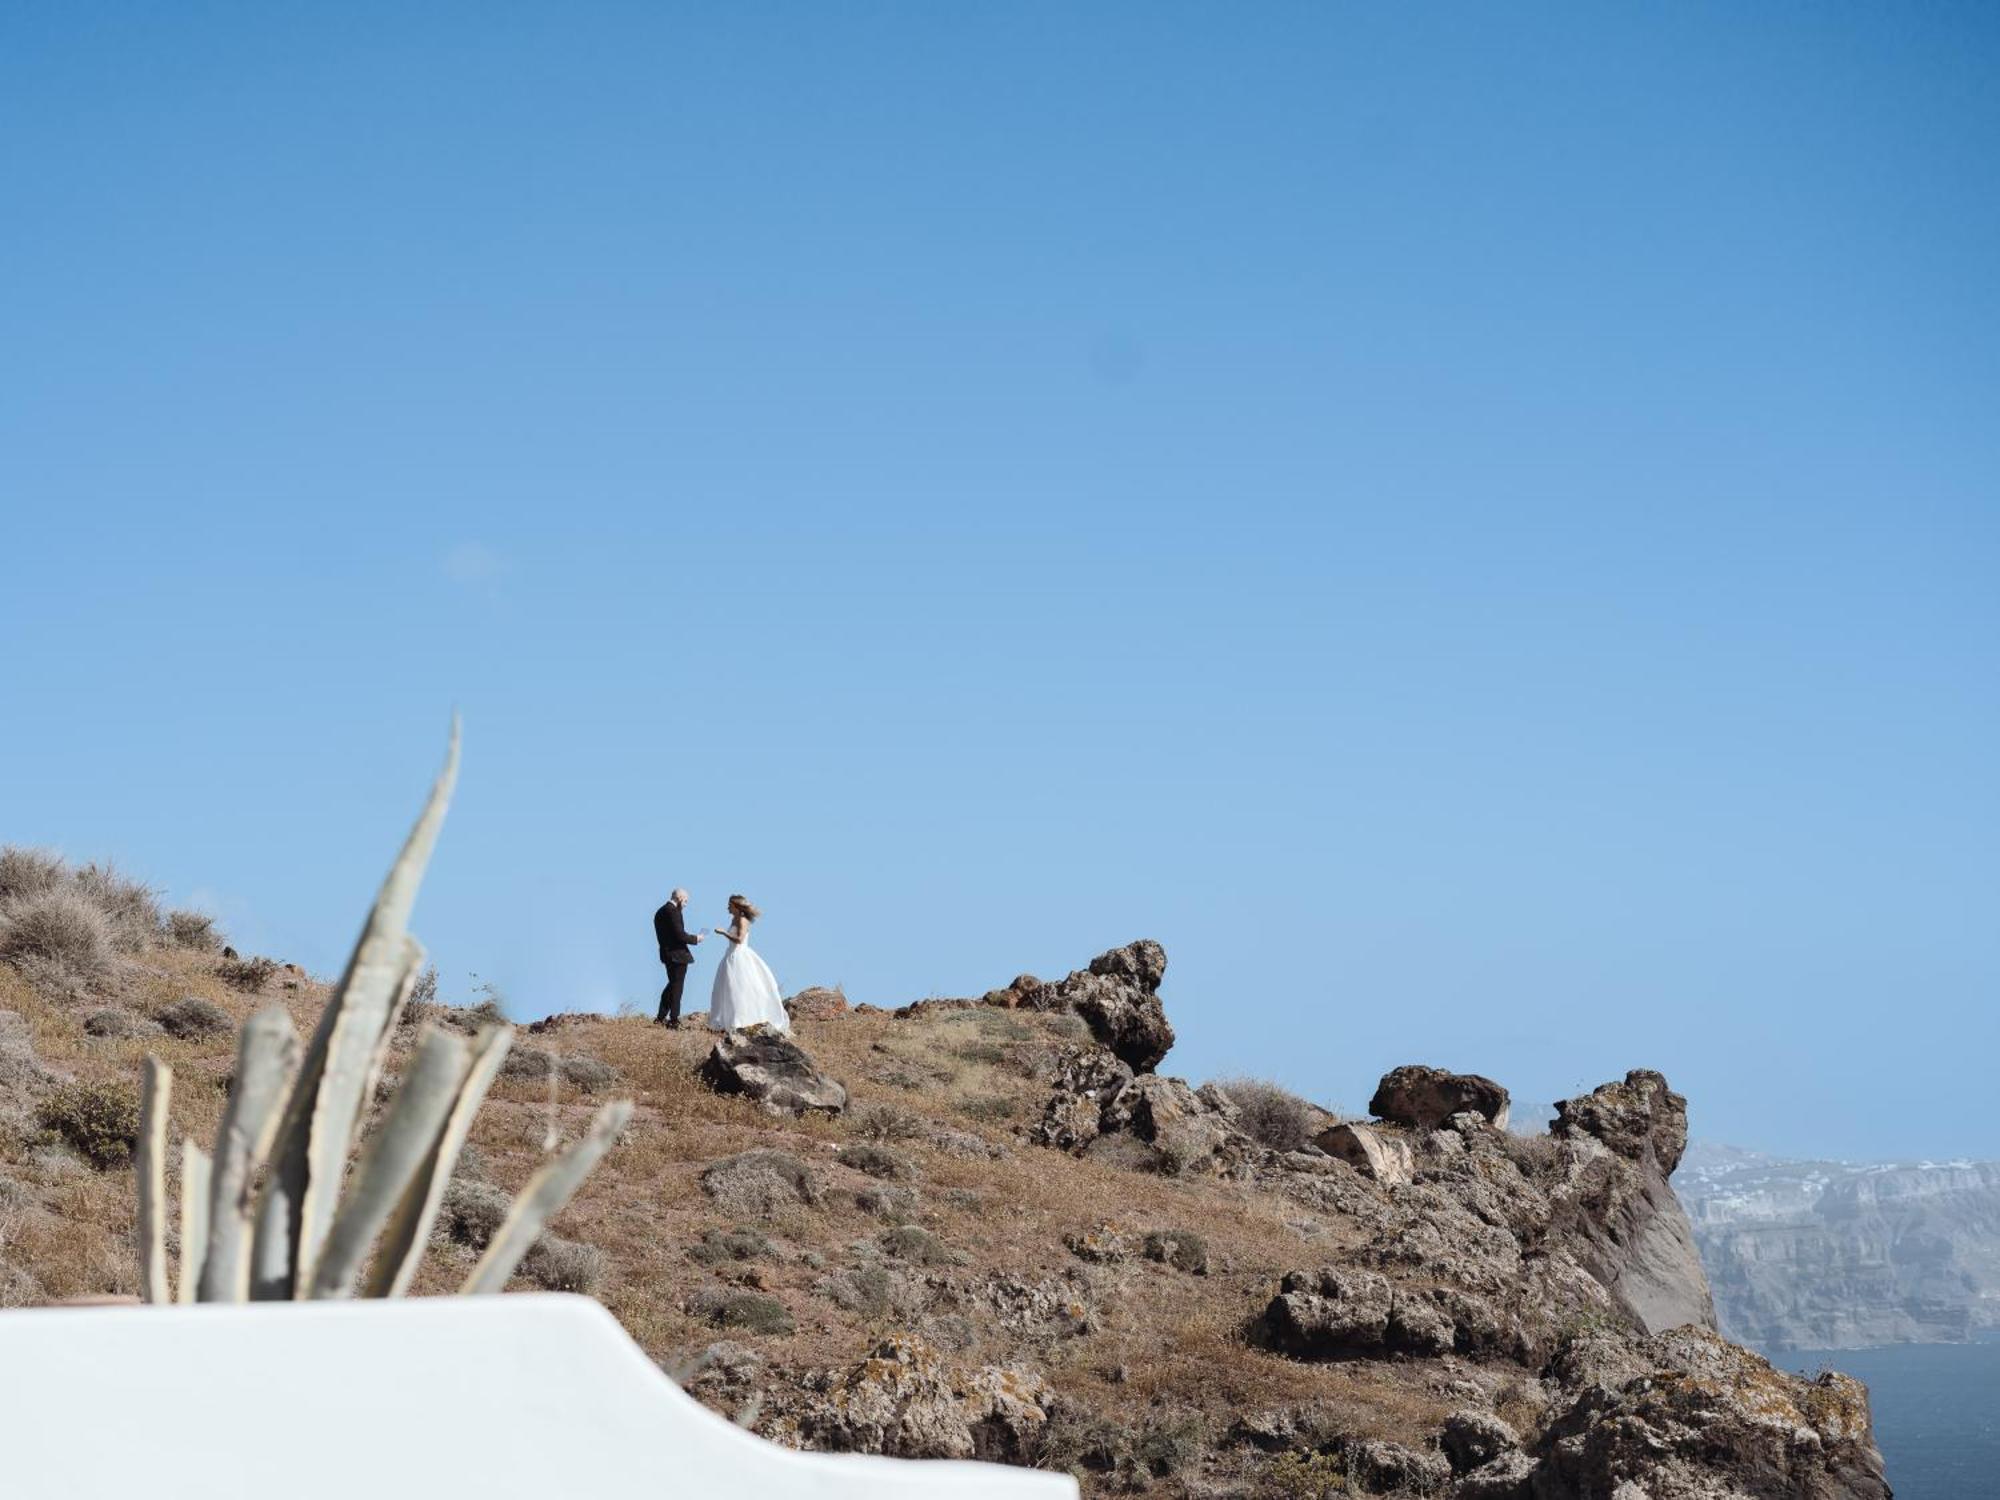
[{"xmin": 708, "ymin": 894, "xmax": 789, "ymax": 1033}]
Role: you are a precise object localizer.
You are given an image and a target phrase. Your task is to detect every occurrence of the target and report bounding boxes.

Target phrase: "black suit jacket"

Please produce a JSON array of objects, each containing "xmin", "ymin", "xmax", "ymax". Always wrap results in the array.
[{"xmin": 654, "ymin": 901, "xmax": 697, "ymax": 965}]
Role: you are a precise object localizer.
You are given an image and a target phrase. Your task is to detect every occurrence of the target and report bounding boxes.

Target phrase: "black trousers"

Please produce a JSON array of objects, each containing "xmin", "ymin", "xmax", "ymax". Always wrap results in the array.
[{"xmin": 657, "ymin": 960, "xmax": 690, "ymax": 1024}]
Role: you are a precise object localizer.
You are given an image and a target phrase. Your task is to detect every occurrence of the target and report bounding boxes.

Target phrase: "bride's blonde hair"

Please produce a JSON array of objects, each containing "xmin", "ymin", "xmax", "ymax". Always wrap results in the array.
[{"xmin": 727, "ymin": 894, "xmax": 761, "ymax": 922}]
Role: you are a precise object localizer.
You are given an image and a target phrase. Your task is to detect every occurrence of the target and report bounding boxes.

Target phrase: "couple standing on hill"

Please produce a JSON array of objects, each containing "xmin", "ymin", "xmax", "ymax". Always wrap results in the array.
[{"xmin": 653, "ymin": 890, "xmax": 790, "ymax": 1034}]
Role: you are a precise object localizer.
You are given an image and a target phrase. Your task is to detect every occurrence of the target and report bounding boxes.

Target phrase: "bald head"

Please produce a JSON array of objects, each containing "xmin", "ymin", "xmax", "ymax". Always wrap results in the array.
[{"xmin": 670, "ymin": 888, "xmax": 689, "ymax": 906}]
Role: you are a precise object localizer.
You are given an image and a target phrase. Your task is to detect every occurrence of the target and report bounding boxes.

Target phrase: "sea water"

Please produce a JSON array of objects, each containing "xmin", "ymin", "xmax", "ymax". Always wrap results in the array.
[{"xmin": 1787, "ymin": 1342, "xmax": 2000, "ymax": 1499}]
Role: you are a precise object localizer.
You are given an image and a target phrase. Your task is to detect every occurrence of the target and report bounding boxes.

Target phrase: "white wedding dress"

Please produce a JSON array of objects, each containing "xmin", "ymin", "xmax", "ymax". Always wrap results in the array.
[{"xmin": 709, "ymin": 932, "xmax": 790, "ymax": 1033}]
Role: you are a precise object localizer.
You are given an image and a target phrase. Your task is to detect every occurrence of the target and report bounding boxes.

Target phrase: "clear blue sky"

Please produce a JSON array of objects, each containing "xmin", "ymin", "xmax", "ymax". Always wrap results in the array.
[{"xmin": 3, "ymin": 4, "xmax": 1995, "ymax": 1160}]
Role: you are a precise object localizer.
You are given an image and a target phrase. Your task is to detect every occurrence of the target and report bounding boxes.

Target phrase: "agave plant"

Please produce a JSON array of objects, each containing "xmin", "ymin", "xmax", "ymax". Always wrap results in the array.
[{"xmin": 133, "ymin": 723, "xmax": 633, "ymax": 1304}]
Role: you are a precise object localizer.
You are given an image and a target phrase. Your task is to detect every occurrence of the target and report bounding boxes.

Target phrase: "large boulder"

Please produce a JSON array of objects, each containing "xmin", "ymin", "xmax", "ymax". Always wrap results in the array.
[
  {"xmin": 1370, "ymin": 1065, "xmax": 1510, "ymax": 1130},
  {"xmin": 698, "ymin": 1032, "xmax": 847, "ymax": 1116},
  {"xmin": 1022, "ymin": 941, "xmax": 1175, "ymax": 1071},
  {"xmin": 1314, "ymin": 1121, "xmax": 1414, "ymax": 1185}
]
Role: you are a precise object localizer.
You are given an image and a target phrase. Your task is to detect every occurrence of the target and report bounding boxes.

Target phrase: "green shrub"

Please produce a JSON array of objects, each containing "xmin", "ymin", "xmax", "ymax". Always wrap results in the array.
[{"xmin": 38, "ymin": 1080, "xmax": 141, "ymax": 1168}]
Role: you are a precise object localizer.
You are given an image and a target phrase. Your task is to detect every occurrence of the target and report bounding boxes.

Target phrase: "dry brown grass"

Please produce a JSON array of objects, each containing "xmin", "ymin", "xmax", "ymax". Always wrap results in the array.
[{"xmin": 0, "ymin": 945, "xmax": 1464, "ymax": 1494}]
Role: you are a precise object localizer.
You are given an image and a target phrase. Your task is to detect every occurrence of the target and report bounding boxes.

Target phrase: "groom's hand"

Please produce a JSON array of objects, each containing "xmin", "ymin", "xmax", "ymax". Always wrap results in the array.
[{"xmin": 690, "ymin": 933, "xmax": 704, "ymax": 944}]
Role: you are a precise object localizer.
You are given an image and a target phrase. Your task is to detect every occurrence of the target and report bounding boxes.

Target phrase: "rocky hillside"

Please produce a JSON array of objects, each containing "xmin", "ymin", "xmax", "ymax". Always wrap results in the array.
[
  {"xmin": 1682, "ymin": 1141, "xmax": 2000, "ymax": 1352},
  {"xmin": 0, "ymin": 854, "xmax": 1890, "ymax": 1498}
]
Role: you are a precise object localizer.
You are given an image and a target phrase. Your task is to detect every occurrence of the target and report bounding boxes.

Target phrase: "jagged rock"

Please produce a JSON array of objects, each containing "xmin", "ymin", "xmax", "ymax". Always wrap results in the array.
[
  {"xmin": 1347, "ymin": 1439, "xmax": 1452, "ymax": 1494},
  {"xmin": 699, "ymin": 1149, "xmax": 821, "ymax": 1217},
  {"xmin": 1029, "ymin": 1043, "xmax": 1133, "ymax": 1150},
  {"xmin": 1553, "ymin": 1068, "xmax": 1686, "ymax": 1173},
  {"xmin": 1021, "ymin": 941, "xmax": 1175, "ymax": 1071},
  {"xmin": 1530, "ymin": 1325, "xmax": 1889, "ymax": 1500},
  {"xmin": 785, "ymin": 986, "xmax": 849, "ymax": 1022},
  {"xmin": 979, "ymin": 974, "xmax": 1042, "ymax": 1009},
  {"xmin": 1092, "ymin": 1073, "xmax": 1248, "ymax": 1176},
  {"xmin": 1370, "ymin": 1065, "xmax": 1511, "ymax": 1130},
  {"xmin": 1455, "ymin": 1450, "xmax": 1533, "ymax": 1499},
  {"xmin": 1064, "ymin": 1224, "xmax": 1135, "ymax": 1263},
  {"xmin": 1033, "ymin": 1090, "xmax": 1106, "ymax": 1152},
  {"xmin": 1314, "ymin": 1121, "xmax": 1414, "ymax": 1185},
  {"xmin": 1267, "ymin": 1265, "xmax": 1495, "ymax": 1358},
  {"xmin": 1440, "ymin": 1409, "xmax": 1519, "ymax": 1473},
  {"xmin": 1265, "ymin": 1266, "xmax": 1394, "ymax": 1352},
  {"xmin": 980, "ymin": 1272, "xmax": 1099, "ymax": 1340},
  {"xmin": 698, "ymin": 1032, "xmax": 847, "ymax": 1116},
  {"xmin": 796, "ymin": 1336, "xmax": 1053, "ymax": 1462},
  {"xmin": 1547, "ymin": 1070, "xmax": 1716, "ymax": 1336}
]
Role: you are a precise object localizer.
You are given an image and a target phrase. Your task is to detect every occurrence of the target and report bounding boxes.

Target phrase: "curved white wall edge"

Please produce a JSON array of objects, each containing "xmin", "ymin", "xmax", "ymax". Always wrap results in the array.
[{"xmin": 0, "ymin": 1293, "xmax": 1080, "ymax": 1499}]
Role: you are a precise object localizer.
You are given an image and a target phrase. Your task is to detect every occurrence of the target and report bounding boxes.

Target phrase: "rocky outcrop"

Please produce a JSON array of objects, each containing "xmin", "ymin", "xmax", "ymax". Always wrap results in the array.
[
  {"xmin": 784, "ymin": 986, "xmax": 849, "ymax": 1023},
  {"xmin": 1370, "ymin": 1064, "xmax": 1511, "ymax": 1130},
  {"xmin": 698, "ymin": 1032, "xmax": 847, "ymax": 1116},
  {"xmin": 1530, "ymin": 1325, "xmax": 1889, "ymax": 1499},
  {"xmin": 1549, "ymin": 1070, "xmax": 1716, "ymax": 1335},
  {"xmin": 1033, "ymin": 1050, "xmax": 1251, "ymax": 1176},
  {"xmin": 1314, "ymin": 1121, "xmax": 1414, "ymax": 1184},
  {"xmin": 1020, "ymin": 941, "xmax": 1175, "ymax": 1071},
  {"xmin": 1682, "ymin": 1141, "xmax": 2000, "ymax": 1350},
  {"xmin": 777, "ymin": 1335, "xmax": 1056, "ymax": 1462}
]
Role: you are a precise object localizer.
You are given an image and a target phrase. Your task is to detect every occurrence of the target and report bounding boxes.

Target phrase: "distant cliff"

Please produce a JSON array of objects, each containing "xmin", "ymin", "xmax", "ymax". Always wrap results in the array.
[{"xmin": 1681, "ymin": 1141, "xmax": 2000, "ymax": 1351}]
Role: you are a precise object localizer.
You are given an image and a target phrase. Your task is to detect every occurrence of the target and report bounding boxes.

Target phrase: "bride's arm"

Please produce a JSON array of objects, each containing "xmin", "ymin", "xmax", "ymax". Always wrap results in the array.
[{"xmin": 713, "ymin": 918, "xmax": 747, "ymax": 944}]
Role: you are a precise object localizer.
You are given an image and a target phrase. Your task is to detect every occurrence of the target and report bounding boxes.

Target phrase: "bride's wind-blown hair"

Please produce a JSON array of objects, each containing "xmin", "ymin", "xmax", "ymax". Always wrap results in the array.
[{"xmin": 709, "ymin": 892, "xmax": 785, "ymax": 1033}]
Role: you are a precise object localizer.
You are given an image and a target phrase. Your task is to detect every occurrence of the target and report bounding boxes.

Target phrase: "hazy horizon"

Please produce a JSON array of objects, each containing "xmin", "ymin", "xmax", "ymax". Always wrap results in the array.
[{"xmin": 4, "ymin": 4, "xmax": 1996, "ymax": 1161}]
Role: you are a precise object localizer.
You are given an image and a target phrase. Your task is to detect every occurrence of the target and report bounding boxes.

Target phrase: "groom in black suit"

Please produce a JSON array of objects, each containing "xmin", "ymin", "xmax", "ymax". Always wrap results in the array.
[{"xmin": 653, "ymin": 888, "xmax": 703, "ymax": 1026}]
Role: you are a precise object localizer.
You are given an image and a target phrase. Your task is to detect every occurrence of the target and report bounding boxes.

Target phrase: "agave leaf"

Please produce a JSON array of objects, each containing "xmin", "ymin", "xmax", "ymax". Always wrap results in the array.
[
  {"xmin": 137, "ymin": 1058, "xmax": 173, "ymax": 1305},
  {"xmin": 364, "ymin": 1022, "xmax": 514, "ymax": 1298},
  {"xmin": 308, "ymin": 1023, "xmax": 471, "ymax": 1300},
  {"xmin": 252, "ymin": 720, "xmax": 460, "ymax": 1298},
  {"xmin": 177, "ymin": 1141, "xmax": 211, "ymax": 1305},
  {"xmin": 462, "ymin": 1098, "xmax": 633, "ymax": 1295},
  {"xmin": 201, "ymin": 1005, "xmax": 299, "ymax": 1302}
]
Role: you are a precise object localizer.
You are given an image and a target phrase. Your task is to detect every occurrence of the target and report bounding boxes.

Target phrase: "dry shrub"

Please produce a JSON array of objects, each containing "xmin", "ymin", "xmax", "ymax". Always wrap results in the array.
[
  {"xmin": 68, "ymin": 862, "xmax": 162, "ymax": 952},
  {"xmin": 1503, "ymin": 1131, "xmax": 1561, "ymax": 1176},
  {"xmin": 156, "ymin": 995, "xmax": 232, "ymax": 1040},
  {"xmin": 1213, "ymin": 1077, "xmax": 1319, "ymax": 1151},
  {"xmin": 522, "ymin": 1234, "xmax": 609, "ymax": 1295},
  {"xmin": 165, "ymin": 909, "xmax": 224, "ymax": 952},
  {"xmin": 37, "ymin": 1081, "xmax": 141, "ymax": 1169},
  {"xmin": 853, "ymin": 1103, "xmax": 924, "ymax": 1142},
  {"xmin": 0, "ymin": 848, "xmax": 66, "ymax": 903},
  {"xmin": 0, "ymin": 887, "xmax": 117, "ymax": 988},
  {"xmin": 216, "ymin": 955, "xmax": 279, "ymax": 992},
  {"xmin": 437, "ymin": 1178, "xmax": 512, "ymax": 1249}
]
